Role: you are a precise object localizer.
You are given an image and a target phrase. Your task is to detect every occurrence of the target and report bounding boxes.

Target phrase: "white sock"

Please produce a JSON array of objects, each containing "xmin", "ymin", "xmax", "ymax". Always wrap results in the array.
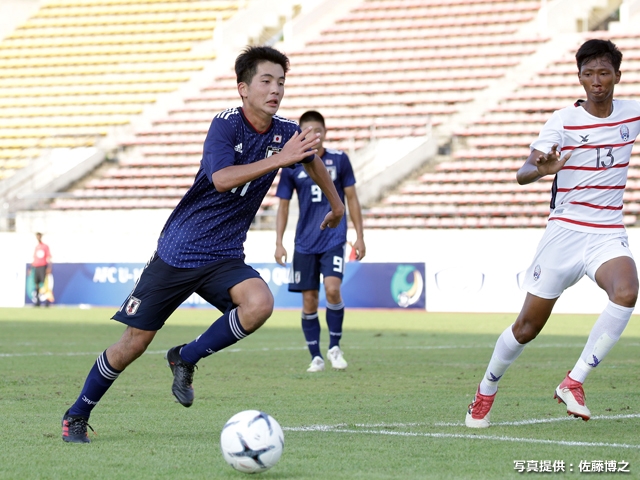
[
  {"xmin": 479, "ymin": 325, "xmax": 525, "ymax": 396},
  {"xmin": 569, "ymin": 301, "xmax": 634, "ymax": 384}
]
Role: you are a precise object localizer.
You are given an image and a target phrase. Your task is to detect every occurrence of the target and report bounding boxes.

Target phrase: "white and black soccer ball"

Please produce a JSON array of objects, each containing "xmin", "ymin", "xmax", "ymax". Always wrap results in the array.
[{"xmin": 220, "ymin": 410, "xmax": 284, "ymax": 473}]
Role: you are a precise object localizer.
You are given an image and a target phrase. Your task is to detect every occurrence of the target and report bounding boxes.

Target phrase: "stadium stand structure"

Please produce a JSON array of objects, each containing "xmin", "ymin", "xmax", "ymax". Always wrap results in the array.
[
  {"xmin": 0, "ymin": 0, "xmax": 306, "ymax": 230},
  {"xmin": 4, "ymin": 0, "xmax": 638, "ymax": 233},
  {"xmin": 0, "ymin": 0, "xmax": 244, "ymax": 232},
  {"xmin": 42, "ymin": 0, "xmax": 550, "ymax": 230},
  {"xmin": 366, "ymin": 29, "xmax": 640, "ymax": 229},
  {"xmin": 0, "ymin": 0, "xmax": 239, "ymax": 175}
]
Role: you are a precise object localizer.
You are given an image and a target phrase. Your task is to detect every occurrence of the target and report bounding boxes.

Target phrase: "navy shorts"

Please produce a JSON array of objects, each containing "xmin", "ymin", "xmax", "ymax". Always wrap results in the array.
[
  {"xmin": 112, "ymin": 253, "xmax": 263, "ymax": 331},
  {"xmin": 288, "ymin": 244, "xmax": 345, "ymax": 292}
]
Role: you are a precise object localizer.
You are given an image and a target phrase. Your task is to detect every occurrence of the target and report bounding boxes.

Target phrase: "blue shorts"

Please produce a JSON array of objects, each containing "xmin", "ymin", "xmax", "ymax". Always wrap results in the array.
[
  {"xmin": 288, "ymin": 245, "xmax": 345, "ymax": 292},
  {"xmin": 112, "ymin": 253, "xmax": 263, "ymax": 331}
]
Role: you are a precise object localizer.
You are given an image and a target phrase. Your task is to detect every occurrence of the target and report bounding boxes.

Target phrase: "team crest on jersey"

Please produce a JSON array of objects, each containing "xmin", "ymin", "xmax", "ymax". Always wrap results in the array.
[
  {"xmin": 266, "ymin": 146, "xmax": 282, "ymax": 158},
  {"xmin": 125, "ymin": 296, "xmax": 141, "ymax": 315},
  {"xmin": 326, "ymin": 165, "xmax": 337, "ymax": 181},
  {"xmin": 533, "ymin": 265, "xmax": 541, "ymax": 281},
  {"xmin": 620, "ymin": 125, "xmax": 630, "ymax": 141},
  {"xmin": 273, "ymin": 134, "xmax": 282, "ymax": 143},
  {"xmin": 325, "ymin": 159, "xmax": 334, "ymax": 165}
]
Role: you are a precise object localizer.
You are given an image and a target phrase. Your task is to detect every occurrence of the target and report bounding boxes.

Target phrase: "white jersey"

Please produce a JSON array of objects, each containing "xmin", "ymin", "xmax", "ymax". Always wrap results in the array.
[{"xmin": 531, "ymin": 99, "xmax": 640, "ymax": 233}]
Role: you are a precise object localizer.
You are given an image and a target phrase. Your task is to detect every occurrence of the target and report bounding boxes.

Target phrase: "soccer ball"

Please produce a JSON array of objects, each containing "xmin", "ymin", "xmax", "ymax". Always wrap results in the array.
[{"xmin": 220, "ymin": 410, "xmax": 284, "ymax": 473}]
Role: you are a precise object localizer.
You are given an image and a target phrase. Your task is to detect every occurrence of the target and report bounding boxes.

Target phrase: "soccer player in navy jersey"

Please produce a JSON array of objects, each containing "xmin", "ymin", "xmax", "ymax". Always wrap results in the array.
[
  {"xmin": 466, "ymin": 39, "xmax": 639, "ymax": 428},
  {"xmin": 61, "ymin": 46, "xmax": 345, "ymax": 443},
  {"xmin": 274, "ymin": 111, "xmax": 366, "ymax": 372}
]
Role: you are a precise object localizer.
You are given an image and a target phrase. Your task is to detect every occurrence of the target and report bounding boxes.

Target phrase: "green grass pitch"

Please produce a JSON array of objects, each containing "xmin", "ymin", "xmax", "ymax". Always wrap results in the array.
[{"xmin": 1, "ymin": 306, "xmax": 639, "ymax": 479}]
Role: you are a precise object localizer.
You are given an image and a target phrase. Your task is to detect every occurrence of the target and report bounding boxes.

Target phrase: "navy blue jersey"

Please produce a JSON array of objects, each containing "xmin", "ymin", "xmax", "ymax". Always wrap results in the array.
[
  {"xmin": 276, "ymin": 148, "xmax": 355, "ymax": 254},
  {"xmin": 157, "ymin": 107, "xmax": 311, "ymax": 268}
]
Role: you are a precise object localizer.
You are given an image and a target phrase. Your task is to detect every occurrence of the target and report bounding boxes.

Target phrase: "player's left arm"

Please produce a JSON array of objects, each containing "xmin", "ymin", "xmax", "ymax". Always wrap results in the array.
[
  {"xmin": 344, "ymin": 186, "xmax": 366, "ymax": 260},
  {"xmin": 303, "ymin": 155, "xmax": 345, "ymax": 229}
]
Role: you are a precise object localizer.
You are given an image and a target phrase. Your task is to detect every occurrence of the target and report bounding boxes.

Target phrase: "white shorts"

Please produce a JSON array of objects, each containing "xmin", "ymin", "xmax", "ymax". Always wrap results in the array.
[{"xmin": 521, "ymin": 222, "xmax": 634, "ymax": 299}]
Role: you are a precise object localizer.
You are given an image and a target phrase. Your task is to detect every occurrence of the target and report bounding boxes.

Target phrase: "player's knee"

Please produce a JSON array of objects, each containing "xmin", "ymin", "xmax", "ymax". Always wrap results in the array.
[
  {"xmin": 241, "ymin": 293, "xmax": 274, "ymax": 332},
  {"xmin": 325, "ymin": 288, "xmax": 341, "ymax": 305},
  {"xmin": 511, "ymin": 321, "xmax": 540, "ymax": 344},
  {"xmin": 612, "ymin": 285, "xmax": 638, "ymax": 308},
  {"xmin": 323, "ymin": 279, "xmax": 342, "ymax": 305}
]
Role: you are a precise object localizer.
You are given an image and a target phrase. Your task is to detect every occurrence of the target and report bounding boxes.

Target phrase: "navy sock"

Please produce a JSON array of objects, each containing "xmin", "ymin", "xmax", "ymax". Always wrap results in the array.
[
  {"xmin": 180, "ymin": 308, "xmax": 248, "ymax": 365},
  {"xmin": 326, "ymin": 301, "xmax": 345, "ymax": 349},
  {"xmin": 69, "ymin": 351, "xmax": 121, "ymax": 418},
  {"xmin": 301, "ymin": 312, "xmax": 322, "ymax": 359}
]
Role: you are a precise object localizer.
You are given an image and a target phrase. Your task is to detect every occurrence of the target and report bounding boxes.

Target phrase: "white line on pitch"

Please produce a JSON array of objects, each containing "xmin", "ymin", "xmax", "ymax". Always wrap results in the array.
[
  {"xmin": 436, "ymin": 413, "xmax": 640, "ymax": 427},
  {"xmin": 283, "ymin": 425, "xmax": 640, "ymax": 449},
  {"xmin": 294, "ymin": 414, "xmax": 640, "ymax": 431}
]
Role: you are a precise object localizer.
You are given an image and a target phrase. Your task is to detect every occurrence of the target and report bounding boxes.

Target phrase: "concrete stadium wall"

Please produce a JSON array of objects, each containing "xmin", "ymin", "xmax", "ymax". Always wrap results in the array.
[
  {"xmin": 0, "ymin": 0, "xmax": 41, "ymax": 42},
  {"xmin": 3, "ymin": 228, "xmax": 639, "ymax": 314}
]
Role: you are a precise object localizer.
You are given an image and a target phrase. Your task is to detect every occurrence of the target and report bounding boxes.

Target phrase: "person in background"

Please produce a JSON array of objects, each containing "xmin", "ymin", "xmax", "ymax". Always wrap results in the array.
[
  {"xmin": 274, "ymin": 110, "xmax": 366, "ymax": 372},
  {"xmin": 30, "ymin": 232, "xmax": 52, "ymax": 307}
]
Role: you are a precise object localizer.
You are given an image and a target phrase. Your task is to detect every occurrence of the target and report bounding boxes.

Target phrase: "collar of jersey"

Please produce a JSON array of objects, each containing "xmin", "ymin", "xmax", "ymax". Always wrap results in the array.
[{"xmin": 239, "ymin": 107, "xmax": 273, "ymax": 134}]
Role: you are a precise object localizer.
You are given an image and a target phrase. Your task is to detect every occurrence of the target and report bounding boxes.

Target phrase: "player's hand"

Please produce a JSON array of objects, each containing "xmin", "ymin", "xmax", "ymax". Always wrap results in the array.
[
  {"xmin": 274, "ymin": 128, "xmax": 319, "ymax": 168},
  {"xmin": 535, "ymin": 144, "xmax": 571, "ymax": 177},
  {"xmin": 274, "ymin": 245, "xmax": 287, "ymax": 266},
  {"xmin": 352, "ymin": 238, "xmax": 366, "ymax": 261},
  {"xmin": 320, "ymin": 209, "xmax": 344, "ymax": 230}
]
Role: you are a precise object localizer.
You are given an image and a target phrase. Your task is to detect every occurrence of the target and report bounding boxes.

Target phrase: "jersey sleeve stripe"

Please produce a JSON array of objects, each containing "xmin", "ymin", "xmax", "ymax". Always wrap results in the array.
[{"xmin": 214, "ymin": 108, "xmax": 239, "ymax": 120}]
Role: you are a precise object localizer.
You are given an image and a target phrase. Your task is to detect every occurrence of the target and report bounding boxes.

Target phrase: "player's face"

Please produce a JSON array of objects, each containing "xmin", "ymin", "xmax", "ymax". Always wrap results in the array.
[
  {"xmin": 299, "ymin": 120, "xmax": 326, "ymax": 150},
  {"xmin": 578, "ymin": 57, "xmax": 620, "ymax": 105},
  {"xmin": 238, "ymin": 61, "xmax": 285, "ymax": 122}
]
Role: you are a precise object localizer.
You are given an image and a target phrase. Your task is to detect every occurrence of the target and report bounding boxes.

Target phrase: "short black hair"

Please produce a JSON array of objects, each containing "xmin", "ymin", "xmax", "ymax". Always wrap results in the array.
[
  {"xmin": 576, "ymin": 39, "xmax": 622, "ymax": 72},
  {"xmin": 235, "ymin": 46, "xmax": 290, "ymax": 85},
  {"xmin": 299, "ymin": 110, "xmax": 325, "ymax": 127}
]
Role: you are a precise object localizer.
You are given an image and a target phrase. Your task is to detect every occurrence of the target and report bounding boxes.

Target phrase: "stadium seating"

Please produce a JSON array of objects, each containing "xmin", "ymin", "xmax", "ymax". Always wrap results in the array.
[
  {"xmin": 9, "ymin": 0, "xmax": 639, "ymax": 231},
  {"xmin": 365, "ymin": 30, "xmax": 640, "ymax": 229},
  {"xmin": 51, "ymin": 0, "xmax": 549, "ymax": 223},
  {"xmin": 0, "ymin": 0, "xmax": 238, "ymax": 181}
]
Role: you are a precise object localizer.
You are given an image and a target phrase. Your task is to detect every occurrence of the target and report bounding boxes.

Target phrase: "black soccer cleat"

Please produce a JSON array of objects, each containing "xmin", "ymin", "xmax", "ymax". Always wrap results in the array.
[
  {"xmin": 62, "ymin": 409, "xmax": 94, "ymax": 443},
  {"xmin": 166, "ymin": 345, "xmax": 197, "ymax": 407}
]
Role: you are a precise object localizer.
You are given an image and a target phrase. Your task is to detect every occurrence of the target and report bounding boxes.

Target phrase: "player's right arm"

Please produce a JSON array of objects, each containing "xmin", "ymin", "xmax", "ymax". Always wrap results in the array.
[
  {"xmin": 274, "ymin": 198, "xmax": 290, "ymax": 266},
  {"xmin": 517, "ymin": 144, "xmax": 571, "ymax": 185},
  {"xmin": 518, "ymin": 113, "xmax": 569, "ymax": 185},
  {"xmin": 212, "ymin": 129, "xmax": 320, "ymax": 192}
]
